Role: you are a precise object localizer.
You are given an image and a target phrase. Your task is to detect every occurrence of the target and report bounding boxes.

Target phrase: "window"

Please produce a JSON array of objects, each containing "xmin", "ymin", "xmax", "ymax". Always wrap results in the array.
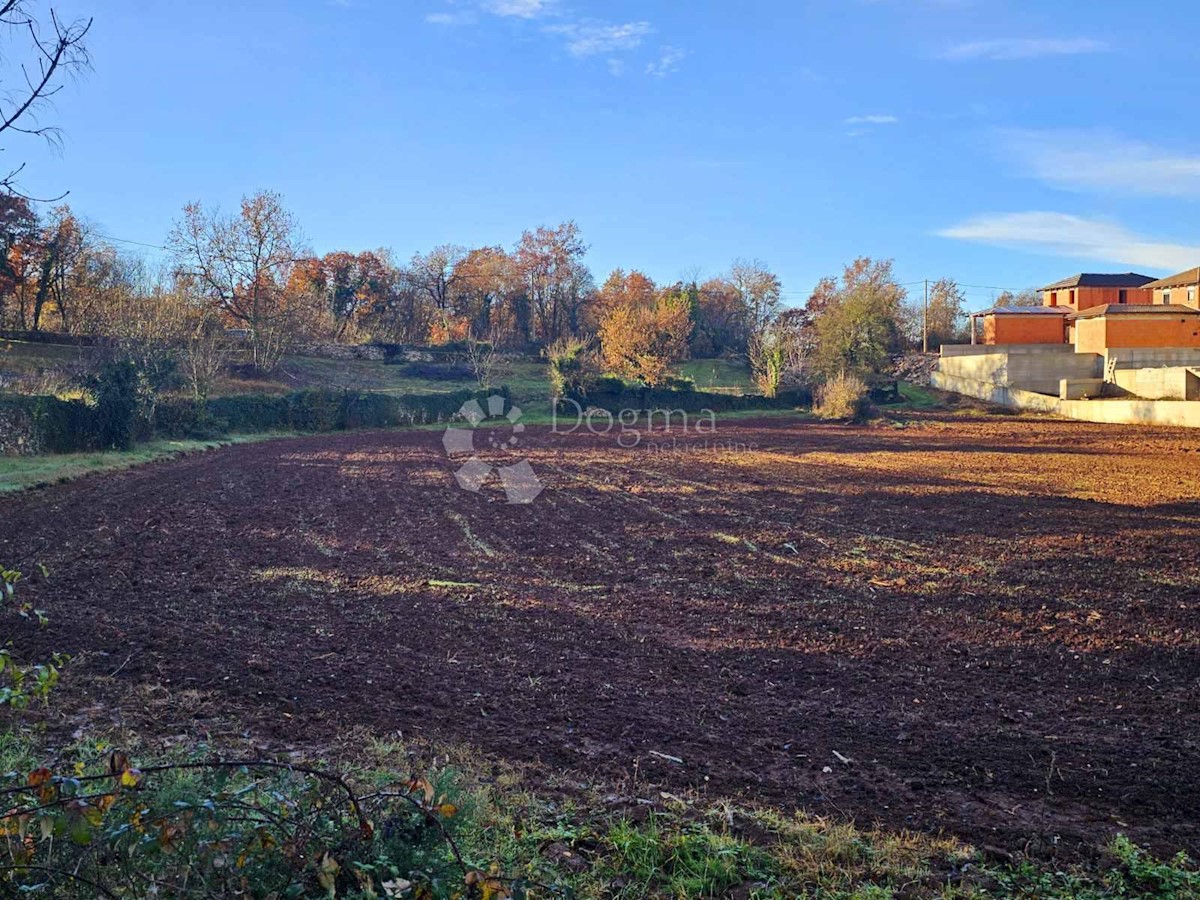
[
  {"xmin": 1189, "ymin": 287, "xmax": 1197, "ymax": 305},
  {"xmin": 1119, "ymin": 290, "xmax": 1127, "ymax": 304},
  {"xmin": 1069, "ymin": 289, "xmax": 1076, "ymax": 306},
  {"xmin": 1164, "ymin": 290, "xmax": 1172, "ymax": 304}
]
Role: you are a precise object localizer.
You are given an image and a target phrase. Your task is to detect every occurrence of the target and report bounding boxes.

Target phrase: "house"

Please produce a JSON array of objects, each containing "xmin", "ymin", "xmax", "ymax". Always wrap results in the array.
[
  {"xmin": 1069, "ymin": 303, "xmax": 1200, "ymax": 354},
  {"xmin": 1143, "ymin": 268, "xmax": 1200, "ymax": 307},
  {"xmin": 969, "ymin": 305, "xmax": 1069, "ymax": 345},
  {"xmin": 1040, "ymin": 273, "xmax": 1156, "ymax": 309}
]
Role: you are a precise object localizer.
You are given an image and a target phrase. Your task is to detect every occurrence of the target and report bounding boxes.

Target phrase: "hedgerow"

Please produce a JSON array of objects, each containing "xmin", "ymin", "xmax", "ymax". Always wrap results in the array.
[{"xmin": 0, "ymin": 387, "xmax": 510, "ymax": 453}]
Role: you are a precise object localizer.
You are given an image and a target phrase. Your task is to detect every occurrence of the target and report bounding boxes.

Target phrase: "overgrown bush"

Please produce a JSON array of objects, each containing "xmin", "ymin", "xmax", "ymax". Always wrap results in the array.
[
  {"xmin": 814, "ymin": 371, "xmax": 867, "ymax": 420},
  {"xmin": 83, "ymin": 350, "xmax": 178, "ymax": 450},
  {"xmin": 545, "ymin": 337, "xmax": 592, "ymax": 398},
  {"xmin": 0, "ymin": 746, "xmax": 533, "ymax": 899}
]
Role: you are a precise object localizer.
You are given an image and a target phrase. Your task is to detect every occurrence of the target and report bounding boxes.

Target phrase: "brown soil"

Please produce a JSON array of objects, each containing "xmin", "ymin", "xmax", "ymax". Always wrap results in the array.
[{"xmin": 3, "ymin": 413, "xmax": 1199, "ymax": 860}]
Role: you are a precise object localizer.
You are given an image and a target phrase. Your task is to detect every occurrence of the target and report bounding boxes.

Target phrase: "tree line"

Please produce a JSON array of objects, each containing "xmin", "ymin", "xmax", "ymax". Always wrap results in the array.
[{"xmin": 0, "ymin": 189, "xmax": 988, "ymax": 396}]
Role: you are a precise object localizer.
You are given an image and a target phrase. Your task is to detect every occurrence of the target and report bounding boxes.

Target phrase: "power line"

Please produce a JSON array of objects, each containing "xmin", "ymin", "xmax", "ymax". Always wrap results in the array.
[{"xmin": 93, "ymin": 232, "xmax": 170, "ymax": 253}]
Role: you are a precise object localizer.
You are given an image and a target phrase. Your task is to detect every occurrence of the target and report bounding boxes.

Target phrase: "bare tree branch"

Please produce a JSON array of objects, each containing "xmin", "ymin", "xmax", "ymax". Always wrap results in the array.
[{"xmin": 0, "ymin": 1, "xmax": 91, "ymax": 197}]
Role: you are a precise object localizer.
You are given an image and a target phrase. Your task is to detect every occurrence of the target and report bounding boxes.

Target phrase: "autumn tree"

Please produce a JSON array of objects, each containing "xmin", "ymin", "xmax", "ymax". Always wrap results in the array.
[
  {"xmin": 407, "ymin": 244, "xmax": 467, "ymax": 341},
  {"xmin": 995, "ymin": 288, "xmax": 1042, "ymax": 307},
  {"xmin": 598, "ymin": 290, "xmax": 692, "ymax": 386},
  {"xmin": 690, "ymin": 276, "xmax": 751, "ymax": 357},
  {"xmin": 588, "ymin": 268, "xmax": 657, "ymax": 331},
  {"xmin": 810, "ymin": 258, "xmax": 907, "ymax": 378},
  {"xmin": 922, "ymin": 278, "xmax": 966, "ymax": 349},
  {"xmin": 513, "ymin": 222, "xmax": 592, "ymax": 344},
  {"xmin": 452, "ymin": 246, "xmax": 514, "ymax": 340},
  {"xmin": 2, "ymin": 203, "xmax": 79, "ymax": 331},
  {"xmin": 730, "ymin": 259, "xmax": 782, "ymax": 331},
  {"xmin": 0, "ymin": 193, "xmax": 36, "ymax": 325},
  {"xmin": 289, "ymin": 249, "xmax": 392, "ymax": 340},
  {"xmin": 168, "ymin": 191, "xmax": 305, "ymax": 372},
  {"xmin": 356, "ymin": 254, "xmax": 429, "ymax": 344}
]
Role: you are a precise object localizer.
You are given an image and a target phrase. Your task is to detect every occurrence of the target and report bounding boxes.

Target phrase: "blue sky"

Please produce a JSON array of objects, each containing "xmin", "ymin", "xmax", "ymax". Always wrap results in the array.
[{"xmin": 21, "ymin": 0, "xmax": 1200, "ymax": 310}]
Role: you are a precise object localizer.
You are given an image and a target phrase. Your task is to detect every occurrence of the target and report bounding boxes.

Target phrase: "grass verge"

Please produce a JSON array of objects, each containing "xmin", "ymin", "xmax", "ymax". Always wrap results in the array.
[
  {"xmin": 5, "ymin": 723, "xmax": 1192, "ymax": 899},
  {"xmin": 0, "ymin": 433, "xmax": 292, "ymax": 493}
]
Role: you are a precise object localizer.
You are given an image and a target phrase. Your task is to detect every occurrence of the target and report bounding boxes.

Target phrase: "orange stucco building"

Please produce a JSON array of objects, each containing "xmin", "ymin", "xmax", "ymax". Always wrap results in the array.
[
  {"xmin": 1144, "ymin": 268, "xmax": 1200, "ymax": 307},
  {"xmin": 1041, "ymin": 273, "xmax": 1156, "ymax": 309},
  {"xmin": 970, "ymin": 306, "xmax": 1068, "ymax": 345},
  {"xmin": 1069, "ymin": 304, "xmax": 1200, "ymax": 354}
]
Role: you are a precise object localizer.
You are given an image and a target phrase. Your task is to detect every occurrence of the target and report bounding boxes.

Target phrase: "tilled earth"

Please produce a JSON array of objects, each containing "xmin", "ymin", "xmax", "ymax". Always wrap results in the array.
[{"xmin": 3, "ymin": 413, "xmax": 1199, "ymax": 859}]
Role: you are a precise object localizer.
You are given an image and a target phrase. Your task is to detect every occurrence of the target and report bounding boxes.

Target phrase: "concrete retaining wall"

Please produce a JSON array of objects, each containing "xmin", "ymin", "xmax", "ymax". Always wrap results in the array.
[
  {"xmin": 1105, "ymin": 348, "xmax": 1200, "ymax": 369},
  {"xmin": 931, "ymin": 371, "xmax": 1200, "ymax": 428},
  {"xmin": 930, "ymin": 372, "xmax": 1061, "ymax": 411},
  {"xmin": 937, "ymin": 344, "xmax": 1101, "ymax": 395}
]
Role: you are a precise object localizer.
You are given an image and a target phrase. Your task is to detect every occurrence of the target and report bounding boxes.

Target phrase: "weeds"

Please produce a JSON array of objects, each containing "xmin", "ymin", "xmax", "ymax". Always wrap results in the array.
[{"xmin": 814, "ymin": 372, "xmax": 868, "ymax": 420}]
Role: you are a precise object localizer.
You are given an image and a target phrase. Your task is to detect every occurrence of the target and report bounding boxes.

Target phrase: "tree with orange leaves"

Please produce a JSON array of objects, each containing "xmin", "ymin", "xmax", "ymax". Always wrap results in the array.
[
  {"xmin": 168, "ymin": 191, "xmax": 305, "ymax": 372},
  {"xmin": 289, "ymin": 249, "xmax": 393, "ymax": 340},
  {"xmin": 513, "ymin": 222, "xmax": 592, "ymax": 344},
  {"xmin": 598, "ymin": 286, "xmax": 692, "ymax": 386},
  {"xmin": 451, "ymin": 246, "xmax": 514, "ymax": 340},
  {"xmin": 588, "ymin": 268, "xmax": 657, "ymax": 331}
]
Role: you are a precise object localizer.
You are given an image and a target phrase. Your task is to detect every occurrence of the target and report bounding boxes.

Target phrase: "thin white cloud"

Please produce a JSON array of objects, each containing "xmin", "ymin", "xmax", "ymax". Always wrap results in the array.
[
  {"xmin": 844, "ymin": 114, "xmax": 899, "ymax": 125},
  {"xmin": 939, "ymin": 212, "xmax": 1200, "ymax": 271},
  {"xmin": 941, "ymin": 37, "xmax": 1109, "ymax": 61},
  {"xmin": 424, "ymin": 2, "xmax": 670, "ymax": 76},
  {"xmin": 1001, "ymin": 129, "xmax": 1200, "ymax": 198},
  {"xmin": 425, "ymin": 10, "xmax": 477, "ymax": 25},
  {"xmin": 646, "ymin": 46, "xmax": 686, "ymax": 77},
  {"xmin": 544, "ymin": 21, "xmax": 654, "ymax": 57},
  {"xmin": 482, "ymin": 0, "xmax": 553, "ymax": 17}
]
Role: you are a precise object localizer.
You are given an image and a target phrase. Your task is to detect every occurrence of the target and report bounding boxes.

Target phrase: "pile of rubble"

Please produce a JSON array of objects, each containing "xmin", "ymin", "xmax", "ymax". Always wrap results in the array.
[{"xmin": 891, "ymin": 353, "xmax": 939, "ymax": 385}]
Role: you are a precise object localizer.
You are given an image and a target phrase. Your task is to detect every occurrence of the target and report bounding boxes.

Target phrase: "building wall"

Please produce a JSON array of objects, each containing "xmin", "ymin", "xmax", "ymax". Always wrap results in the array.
[
  {"xmin": 1074, "ymin": 317, "xmax": 1108, "ymax": 354},
  {"xmin": 1151, "ymin": 286, "xmax": 1200, "ymax": 307},
  {"xmin": 1103, "ymin": 316, "xmax": 1200, "ymax": 350},
  {"xmin": 1043, "ymin": 286, "xmax": 1154, "ymax": 309},
  {"xmin": 984, "ymin": 315, "xmax": 1066, "ymax": 345}
]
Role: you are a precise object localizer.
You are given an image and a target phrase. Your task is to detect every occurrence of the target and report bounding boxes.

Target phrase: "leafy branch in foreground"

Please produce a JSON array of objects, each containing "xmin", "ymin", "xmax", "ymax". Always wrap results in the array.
[
  {"xmin": 0, "ymin": 565, "xmax": 66, "ymax": 709},
  {"xmin": 0, "ymin": 751, "xmax": 565, "ymax": 898}
]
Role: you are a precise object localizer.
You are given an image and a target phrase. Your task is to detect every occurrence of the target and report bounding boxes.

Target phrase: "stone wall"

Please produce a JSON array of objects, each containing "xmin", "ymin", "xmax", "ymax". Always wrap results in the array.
[{"xmin": 293, "ymin": 343, "xmax": 390, "ymax": 361}]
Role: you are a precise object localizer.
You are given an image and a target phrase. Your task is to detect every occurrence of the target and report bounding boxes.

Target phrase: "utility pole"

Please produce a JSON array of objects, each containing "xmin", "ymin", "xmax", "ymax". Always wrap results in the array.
[{"xmin": 922, "ymin": 279, "xmax": 929, "ymax": 354}]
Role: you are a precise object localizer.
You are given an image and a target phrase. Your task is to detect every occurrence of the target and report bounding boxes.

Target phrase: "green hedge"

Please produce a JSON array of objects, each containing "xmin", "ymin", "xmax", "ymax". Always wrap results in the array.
[
  {"xmin": 0, "ymin": 388, "xmax": 511, "ymax": 456},
  {"xmin": 0, "ymin": 394, "xmax": 99, "ymax": 455},
  {"xmin": 571, "ymin": 379, "xmax": 809, "ymax": 414},
  {"xmin": 155, "ymin": 388, "xmax": 507, "ymax": 439}
]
